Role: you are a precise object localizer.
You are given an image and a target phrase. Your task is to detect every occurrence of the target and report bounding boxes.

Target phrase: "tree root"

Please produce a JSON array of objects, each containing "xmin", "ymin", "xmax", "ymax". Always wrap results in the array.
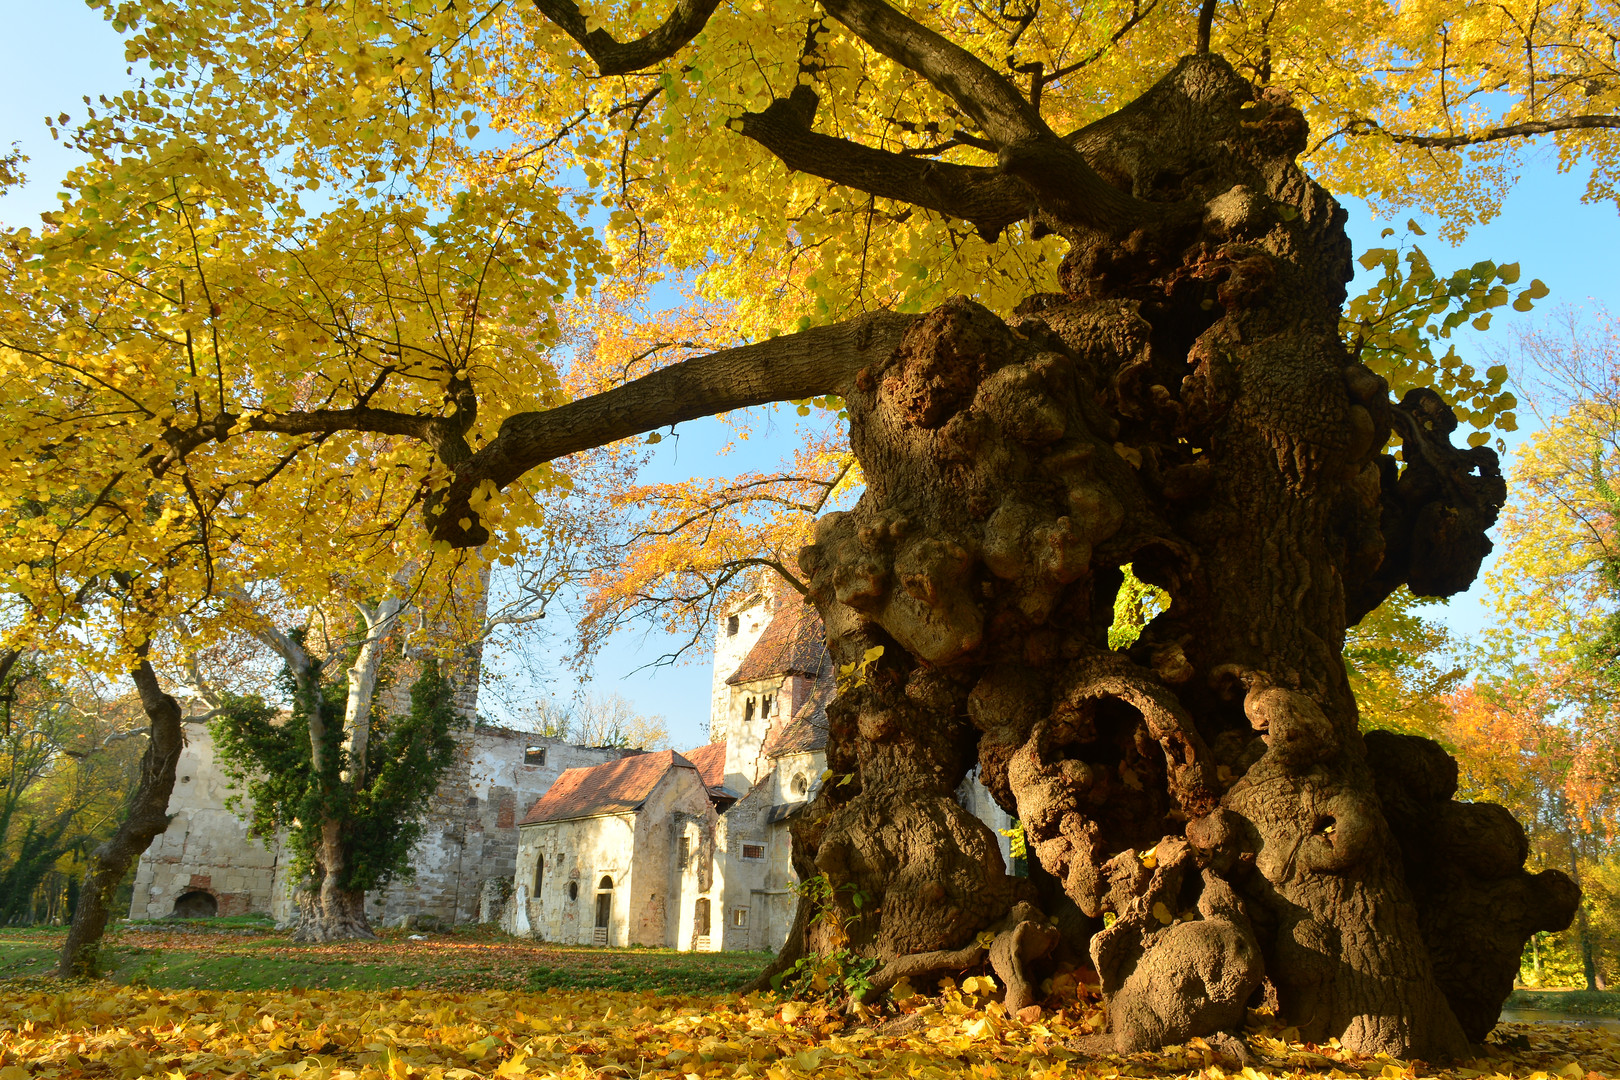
[{"xmin": 859, "ymin": 943, "xmax": 988, "ymax": 1004}]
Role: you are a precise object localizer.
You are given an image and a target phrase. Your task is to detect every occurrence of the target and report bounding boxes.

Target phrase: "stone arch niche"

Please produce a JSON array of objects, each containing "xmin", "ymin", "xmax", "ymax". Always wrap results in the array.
[
  {"xmin": 594, "ymin": 876, "xmax": 614, "ymax": 945},
  {"xmin": 172, "ymin": 890, "xmax": 218, "ymax": 918}
]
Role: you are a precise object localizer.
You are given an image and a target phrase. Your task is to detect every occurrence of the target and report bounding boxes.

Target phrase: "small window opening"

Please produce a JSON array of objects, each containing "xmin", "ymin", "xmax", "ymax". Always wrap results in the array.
[
  {"xmin": 742, "ymin": 843, "xmax": 765, "ymax": 860},
  {"xmin": 524, "ymin": 746, "xmax": 546, "ymax": 766},
  {"xmin": 679, "ymin": 835, "xmax": 691, "ymax": 869},
  {"xmin": 744, "ymin": 698, "xmax": 756, "ymax": 723},
  {"xmin": 732, "ymin": 907, "xmax": 749, "ymax": 928},
  {"xmin": 727, "ymin": 615, "xmax": 739, "ymax": 636},
  {"xmin": 533, "ymin": 853, "xmax": 545, "ymax": 894},
  {"xmin": 761, "ymin": 695, "xmax": 772, "ymax": 718},
  {"xmin": 567, "ymin": 881, "xmax": 579, "ymax": 901},
  {"xmin": 792, "ymin": 774, "xmax": 808, "ymax": 795}
]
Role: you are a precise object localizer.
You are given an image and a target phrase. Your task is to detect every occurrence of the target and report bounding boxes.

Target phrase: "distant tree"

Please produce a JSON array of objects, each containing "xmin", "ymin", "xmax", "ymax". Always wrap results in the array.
[
  {"xmin": 211, "ymin": 644, "xmax": 459, "ymax": 941},
  {"xmin": 515, "ymin": 692, "xmax": 668, "ymax": 750},
  {"xmin": 0, "ymin": 660, "xmax": 146, "ymax": 927}
]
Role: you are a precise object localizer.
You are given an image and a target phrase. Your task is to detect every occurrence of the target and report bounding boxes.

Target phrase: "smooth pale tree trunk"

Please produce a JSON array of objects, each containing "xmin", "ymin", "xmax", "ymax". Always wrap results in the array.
[
  {"xmin": 256, "ymin": 611, "xmax": 399, "ymax": 943},
  {"xmin": 58, "ymin": 654, "xmax": 183, "ymax": 976}
]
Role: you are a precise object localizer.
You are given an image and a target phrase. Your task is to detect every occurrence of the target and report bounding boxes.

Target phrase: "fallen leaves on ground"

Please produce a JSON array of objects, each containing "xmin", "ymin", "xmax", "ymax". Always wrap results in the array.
[{"xmin": 0, "ymin": 981, "xmax": 1617, "ymax": 1080}]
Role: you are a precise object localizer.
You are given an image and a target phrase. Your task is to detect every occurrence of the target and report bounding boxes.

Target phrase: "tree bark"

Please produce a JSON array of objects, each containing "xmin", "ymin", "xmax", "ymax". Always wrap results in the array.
[
  {"xmin": 58, "ymin": 654, "xmax": 182, "ymax": 977},
  {"xmin": 399, "ymin": 18, "xmax": 1580, "ymax": 1053},
  {"xmin": 290, "ymin": 820, "xmax": 375, "ymax": 942},
  {"xmin": 775, "ymin": 56, "xmax": 1579, "ymax": 1058}
]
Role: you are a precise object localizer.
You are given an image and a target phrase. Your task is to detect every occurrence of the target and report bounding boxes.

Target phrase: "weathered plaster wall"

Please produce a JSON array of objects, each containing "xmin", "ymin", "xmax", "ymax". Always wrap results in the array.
[
  {"xmin": 716, "ymin": 762, "xmax": 800, "ymax": 953},
  {"xmin": 627, "ymin": 768, "xmax": 716, "ymax": 948},
  {"xmin": 508, "ymin": 766, "xmax": 717, "ymax": 948},
  {"xmin": 132, "ymin": 718, "xmax": 620, "ymax": 928},
  {"xmin": 366, "ymin": 727, "xmax": 620, "ymax": 928},
  {"xmin": 129, "ymin": 721, "xmax": 279, "ymax": 920},
  {"xmin": 710, "ymin": 595, "xmax": 771, "ymax": 743},
  {"xmin": 509, "ymin": 812, "xmax": 636, "ymax": 945}
]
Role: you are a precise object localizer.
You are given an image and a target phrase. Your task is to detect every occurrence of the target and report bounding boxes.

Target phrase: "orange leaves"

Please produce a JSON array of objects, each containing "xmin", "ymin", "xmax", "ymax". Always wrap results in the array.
[{"xmin": 1, "ymin": 982, "xmax": 1618, "ymax": 1080}]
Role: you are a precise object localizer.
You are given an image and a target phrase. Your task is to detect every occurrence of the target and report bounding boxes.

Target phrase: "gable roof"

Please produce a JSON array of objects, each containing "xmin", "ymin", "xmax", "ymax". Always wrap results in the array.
[
  {"xmin": 519, "ymin": 749, "xmax": 694, "ymax": 825},
  {"xmin": 682, "ymin": 741, "xmax": 732, "ymax": 796},
  {"xmin": 763, "ymin": 676, "xmax": 833, "ymax": 757},
  {"xmin": 727, "ymin": 594, "xmax": 828, "ymax": 685}
]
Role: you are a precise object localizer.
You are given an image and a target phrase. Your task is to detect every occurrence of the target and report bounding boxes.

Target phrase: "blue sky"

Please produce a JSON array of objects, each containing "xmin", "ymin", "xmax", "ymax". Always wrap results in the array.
[{"xmin": 5, "ymin": 3, "xmax": 1617, "ymax": 749}]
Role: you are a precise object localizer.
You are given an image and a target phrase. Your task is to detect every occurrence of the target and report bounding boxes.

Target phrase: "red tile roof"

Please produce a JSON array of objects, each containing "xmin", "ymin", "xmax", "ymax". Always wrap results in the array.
[
  {"xmin": 682, "ymin": 741, "xmax": 728, "ymax": 792},
  {"xmin": 762, "ymin": 677, "xmax": 833, "ymax": 757},
  {"xmin": 519, "ymin": 750, "xmax": 694, "ymax": 825},
  {"xmin": 726, "ymin": 595, "xmax": 829, "ymax": 685}
]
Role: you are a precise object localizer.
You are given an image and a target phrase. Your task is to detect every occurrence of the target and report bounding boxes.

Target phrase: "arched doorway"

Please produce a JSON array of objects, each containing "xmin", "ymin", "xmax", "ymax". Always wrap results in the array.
[
  {"xmin": 594, "ymin": 876, "xmax": 613, "ymax": 945},
  {"xmin": 694, "ymin": 897, "xmax": 711, "ymax": 951},
  {"xmin": 172, "ymin": 890, "xmax": 217, "ymax": 918}
]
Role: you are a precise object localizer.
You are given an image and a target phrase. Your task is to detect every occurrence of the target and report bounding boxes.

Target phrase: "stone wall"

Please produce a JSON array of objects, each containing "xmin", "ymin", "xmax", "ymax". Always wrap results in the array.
[
  {"xmin": 132, "ymin": 720, "xmax": 621, "ymax": 928},
  {"xmin": 364, "ymin": 726, "xmax": 621, "ymax": 928},
  {"xmin": 129, "ymin": 721, "xmax": 280, "ymax": 920}
]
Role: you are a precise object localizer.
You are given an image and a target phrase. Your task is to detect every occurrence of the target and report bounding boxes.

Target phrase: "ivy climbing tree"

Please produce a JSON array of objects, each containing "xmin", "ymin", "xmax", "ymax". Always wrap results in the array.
[{"xmin": 212, "ymin": 648, "xmax": 459, "ymax": 941}]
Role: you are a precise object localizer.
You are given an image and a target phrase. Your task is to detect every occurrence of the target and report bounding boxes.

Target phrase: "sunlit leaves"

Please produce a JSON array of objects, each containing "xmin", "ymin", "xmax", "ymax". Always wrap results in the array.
[
  {"xmin": 1343, "ymin": 234, "xmax": 1542, "ymax": 446},
  {"xmin": 0, "ymin": 981, "xmax": 1618, "ymax": 1080}
]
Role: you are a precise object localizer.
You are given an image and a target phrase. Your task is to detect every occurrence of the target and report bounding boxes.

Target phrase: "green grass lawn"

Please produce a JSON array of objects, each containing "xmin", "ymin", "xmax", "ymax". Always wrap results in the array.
[
  {"xmin": 1507, "ymin": 988, "xmax": 1620, "ymax": 1017},
  {"xmin": 0, "ymin": 922, "xmax": 770, "ymax": 994}
]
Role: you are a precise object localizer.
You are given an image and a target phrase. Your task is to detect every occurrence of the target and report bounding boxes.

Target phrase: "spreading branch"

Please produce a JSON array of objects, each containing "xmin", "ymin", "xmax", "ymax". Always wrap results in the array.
[
  {"xmin": 738, "ymin": 88, "xmax": 1033, "ymax": 239},
  {"xmin": 1343, "ymin": 113, "xmax": 1620, "ymax": 149},
  {"xmin": 429, "ymin": 310, "xmax": 917, "ymax": 546},
  {"xmin": 530, "ymin": 0, "xmax": 720, "ymax": 76},
  {"xmin": 816, "ymin": 0, "xmax": 1151, "ymax": 227}
]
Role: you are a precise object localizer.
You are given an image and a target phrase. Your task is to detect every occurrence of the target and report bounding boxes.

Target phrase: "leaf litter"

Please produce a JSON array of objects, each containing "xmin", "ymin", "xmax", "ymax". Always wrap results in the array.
[{"xmin": 1, "ymin": 976, "xmax": 1618, "ymax": 1080}]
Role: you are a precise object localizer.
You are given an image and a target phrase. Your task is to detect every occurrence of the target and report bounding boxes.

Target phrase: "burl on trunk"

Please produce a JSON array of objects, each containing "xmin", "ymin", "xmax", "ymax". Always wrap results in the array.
[{"xmin": 790, "ymin": 56, "xmax": 1578, "ymax": 1058}]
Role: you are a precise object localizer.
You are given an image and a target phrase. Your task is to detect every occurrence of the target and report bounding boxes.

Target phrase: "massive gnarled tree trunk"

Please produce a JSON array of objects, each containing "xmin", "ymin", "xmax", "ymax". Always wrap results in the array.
[
  {"xmin": 776, "ymin": 57, "xmax": 1578, "ymax": 1057},
  {"xmin": 393, "ymin": 4, "xmax": 1580, "ymax": 1057}
]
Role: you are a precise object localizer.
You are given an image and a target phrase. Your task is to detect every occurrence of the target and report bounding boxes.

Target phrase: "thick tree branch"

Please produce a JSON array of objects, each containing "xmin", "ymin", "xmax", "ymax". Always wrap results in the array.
[
  {"xmin": 820, "ymin": 0, "xmax": 1047, "ymax": 147},
  {"xmin": 814, "ymin": 0, "xmax": 1152, "ymax": 227},
  {"xmin": 1344, "ymin": 113, "xmax": 1620, "ymax": 149},
  {"xmin": 738, "ymin": 89, "xmax": 1033, "ymax": 239},
  {"xmin": 530, "ymin": 0, "xmax": 720, "ymax": 76},
  {"xmin": 152, "ymin": 406, "xmax": 470, "ymax": 478},
  {"xmin": 430, "ymin": 310, "xmax": 917, "ymax": 546}
]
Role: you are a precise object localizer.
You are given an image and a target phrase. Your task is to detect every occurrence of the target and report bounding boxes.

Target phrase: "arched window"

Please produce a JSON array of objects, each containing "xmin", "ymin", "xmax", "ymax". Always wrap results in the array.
[
  {"xmin": 567, "ymin": 880, "xmax": 579, "ymax": 901},
  {"xmin": 694, "ymin": 897, "xmax": 711, "ymax": 937},
  {"xmin": 595, "ymin": 876, "xmax": 614, "ymax": 935},
  {"xmin": 744, "ymin": 698, "xmax": 756, "ymax": 723},
  {"xmin": 792, "ymin": 773, "xmax": 808, "ymax": 795},
  {"xmin": 533, "ymin": 853, "xmax": 544, "ymax": 894}
]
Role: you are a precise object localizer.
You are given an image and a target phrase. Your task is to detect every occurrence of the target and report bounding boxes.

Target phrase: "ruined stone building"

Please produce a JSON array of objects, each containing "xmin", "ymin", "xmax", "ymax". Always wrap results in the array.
[
  {"xmin": 501, "ymin": 587, "xmax": 1016, "ymax": 952},
  {"xmin": 130, "ymin": 718, "xmax": 625, "ymax": 927},
  {"xmin": 133, "ymin": 583, "xmax": 1016, "ymax": 945}
]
